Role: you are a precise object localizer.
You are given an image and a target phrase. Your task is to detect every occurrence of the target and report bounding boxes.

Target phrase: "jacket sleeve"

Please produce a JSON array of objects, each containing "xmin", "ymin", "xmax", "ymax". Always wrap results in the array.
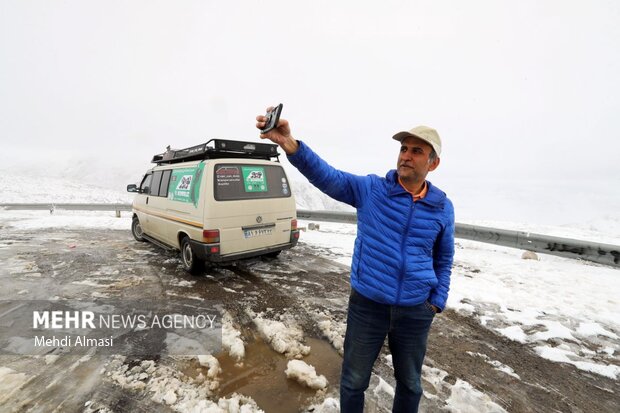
[
  {"xmin": 428, "ymin": 199, "xmax": 455, "ymax": 312},
  {"xmin": 287, "ymin": 141, "xmax": 371, "ymax": 208}
]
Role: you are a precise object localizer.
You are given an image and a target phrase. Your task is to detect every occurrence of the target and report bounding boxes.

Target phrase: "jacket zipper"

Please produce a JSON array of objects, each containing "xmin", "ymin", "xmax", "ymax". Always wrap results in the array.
[{"xmin": 396, "ymin": 199, "xmax": 415, "ymax": 304}]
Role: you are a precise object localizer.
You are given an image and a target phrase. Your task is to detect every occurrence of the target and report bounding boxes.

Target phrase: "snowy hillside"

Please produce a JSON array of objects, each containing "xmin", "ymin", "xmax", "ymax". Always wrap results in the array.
[{"xmin": 289, "ymin": 180, "xmax": 354, "ymax": 212}]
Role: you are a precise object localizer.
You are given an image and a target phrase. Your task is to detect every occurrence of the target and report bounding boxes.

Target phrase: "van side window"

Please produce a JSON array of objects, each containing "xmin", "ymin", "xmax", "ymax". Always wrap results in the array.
[
  {"xmin": 150, "ymin": 171, "xmax": 163, "ymax": 196},
  {"xmin": 140, "ymin": 173, "xmax": 153, "ymax": 194},
  {"xmin": 159, "ymin": 170, "xmax": 172, "ymax": 198}
]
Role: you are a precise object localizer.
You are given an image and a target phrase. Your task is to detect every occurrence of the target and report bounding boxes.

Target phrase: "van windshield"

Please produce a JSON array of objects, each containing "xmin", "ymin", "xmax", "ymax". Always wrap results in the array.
[{"xmin": 213, "ymin": 163, "xmax": 292, "ymax": 201}]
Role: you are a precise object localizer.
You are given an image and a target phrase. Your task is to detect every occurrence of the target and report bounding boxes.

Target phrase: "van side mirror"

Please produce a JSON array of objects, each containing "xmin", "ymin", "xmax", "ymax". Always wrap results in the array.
[{"xmin": 127, "ymin": 184, "xmax": 138, "ymax": 193}]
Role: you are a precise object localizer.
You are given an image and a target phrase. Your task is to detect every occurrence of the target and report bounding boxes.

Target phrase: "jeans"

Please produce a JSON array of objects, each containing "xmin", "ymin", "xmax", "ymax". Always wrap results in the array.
[{"xmin": 340, "ymin": 289, "xmax": 436, "ymax": 413}]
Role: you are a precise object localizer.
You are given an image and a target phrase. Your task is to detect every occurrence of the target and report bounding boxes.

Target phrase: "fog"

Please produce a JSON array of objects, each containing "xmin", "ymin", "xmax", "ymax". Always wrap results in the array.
[{"xmin": 1, "ymin": 1, "xmax": 618, "ymax": 227}]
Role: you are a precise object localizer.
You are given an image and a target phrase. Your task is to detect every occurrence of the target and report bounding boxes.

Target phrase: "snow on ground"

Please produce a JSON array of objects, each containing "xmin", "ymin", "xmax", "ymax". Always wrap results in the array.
[
  {"xmin": 2, "ymin": 209, "xmax": 132, "ymax": 230},
  {"xmin": 444, "ymin": 379, "xmax": 508, "ymax": 413},
  {"xmin": 222, "ymin": 311, "xmax": 246, "ymax": 364},
  {"xmin": 1, "ymin": 200, "xmax": 619, "ymax": 408},
  {"xmin": 304, "ymin": 397, "xmax": 340, "ymax": 413},
  {"xmin": 297, "ymin": 220, "xmax": 355, "ymax": 266},
  {"xmin": 310, "ymin": 309, "xmax": 346, "ymax": 356},
  {"xmin": 285, "ymin": 360, "xmax": 328, "ymax": 390},
  {"xmin": 465, "ymin": 352, "xmax": 520, "ymax": 380},
  {"xmin": 422, "ymin": 365, "xmax": 508, "ymax": 413},
  {"xmin": 461, "ymin": 218, "xmax": 620, "ymax": 246},
  {"xmin": 247, "ymin": 309, "xmax": 311, "ymax": 359},
  {"xmin": 104, "ymin": 356, "xmax": 264, "ymax": 412},
  {"xmin": 382, "ymin": 354, "xmax": 509, "ymax": 412},
  {"xmin": 373, "ymin": 377, "xmax": 395, "ymax": 398},
  {"xmin": 452, "ymin": 238, "xmax": 620, "ymax": 379}
]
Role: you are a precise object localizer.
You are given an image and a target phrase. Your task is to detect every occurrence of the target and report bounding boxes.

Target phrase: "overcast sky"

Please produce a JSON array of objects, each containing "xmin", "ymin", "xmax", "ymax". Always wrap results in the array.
[{"xmin": 1, "ymin": 1, "xmax": 619, "ymax": 194}]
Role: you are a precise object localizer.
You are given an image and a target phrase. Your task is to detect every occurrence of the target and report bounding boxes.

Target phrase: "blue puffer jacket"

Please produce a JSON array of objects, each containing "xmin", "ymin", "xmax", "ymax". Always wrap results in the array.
[{"xmin": 288, "ymin": 141, "xmax": 455, "ymax": 311}]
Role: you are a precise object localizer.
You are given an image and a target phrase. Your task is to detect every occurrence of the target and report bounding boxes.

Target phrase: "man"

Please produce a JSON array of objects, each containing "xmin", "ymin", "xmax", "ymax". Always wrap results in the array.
[{"xmin": 256, "ymin": 109, "xmax": 455, "ymax": 413}]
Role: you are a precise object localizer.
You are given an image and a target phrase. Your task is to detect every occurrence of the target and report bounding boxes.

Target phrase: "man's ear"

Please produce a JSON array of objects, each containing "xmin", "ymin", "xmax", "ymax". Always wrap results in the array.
[{"xmin": 428, "ymin": 157, "xmax": 440, "ymax": 172}]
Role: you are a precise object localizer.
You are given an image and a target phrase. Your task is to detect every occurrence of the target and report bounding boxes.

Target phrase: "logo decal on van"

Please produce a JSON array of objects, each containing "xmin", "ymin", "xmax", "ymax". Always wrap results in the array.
[
  {"xmin": 242, "ymin": 167, "xmax": 268, "ymax": 193},
  {"xmin": 178, "ymin": 175, "xmax": 193, "ymax": 190},
  {"xmin": 169, "ymin": 163, "xmax": 204, "ymax": 206}
]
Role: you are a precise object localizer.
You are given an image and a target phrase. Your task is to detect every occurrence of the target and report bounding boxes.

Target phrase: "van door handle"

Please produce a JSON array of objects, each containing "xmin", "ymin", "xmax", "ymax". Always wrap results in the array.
[{"xmin": 146, "ymin": 197, "xmax": 149, "ymax": 205}]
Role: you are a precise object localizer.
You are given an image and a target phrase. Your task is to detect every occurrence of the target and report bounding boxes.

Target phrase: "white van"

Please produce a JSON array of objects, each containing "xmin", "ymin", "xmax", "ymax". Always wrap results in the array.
[{"xmin": 127, "ymin": 139, "xmax": 300, "ymax": 274}]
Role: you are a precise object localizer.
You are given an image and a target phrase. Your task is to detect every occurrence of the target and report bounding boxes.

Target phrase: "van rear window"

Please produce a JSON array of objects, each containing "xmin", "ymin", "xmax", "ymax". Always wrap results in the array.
[{"xmin": 214, "ymin": 163, "xmax": 292, "ymax": 201}]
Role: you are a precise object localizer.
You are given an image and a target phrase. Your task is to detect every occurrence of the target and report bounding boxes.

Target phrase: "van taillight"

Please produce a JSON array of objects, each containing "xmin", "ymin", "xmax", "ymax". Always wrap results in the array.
[
  {"xmin": 203, "ymin": 229, "xmax": 220, "ymax": 243},
  {"xmin": 291, "ymin": 219, "xmax": 298, "ymax": 231}
]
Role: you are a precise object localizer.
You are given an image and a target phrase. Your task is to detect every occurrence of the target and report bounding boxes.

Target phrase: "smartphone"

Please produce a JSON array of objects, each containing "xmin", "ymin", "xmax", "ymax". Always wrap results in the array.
[{"xmin": 260, "ymin": 103, "xmax": 283, "ymax": 133}]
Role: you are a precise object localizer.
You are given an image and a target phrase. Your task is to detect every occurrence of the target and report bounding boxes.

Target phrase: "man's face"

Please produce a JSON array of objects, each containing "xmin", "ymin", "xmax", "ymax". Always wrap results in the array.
[{"xmin": 396, "ymin": 136, "xmax": 440, "ymax": 182}]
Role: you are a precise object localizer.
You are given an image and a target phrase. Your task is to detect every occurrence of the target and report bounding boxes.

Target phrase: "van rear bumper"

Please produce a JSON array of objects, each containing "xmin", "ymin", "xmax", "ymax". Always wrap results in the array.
[{"xmin": 189, "ymin": 237, "xmax": 299, "ymax": 263}]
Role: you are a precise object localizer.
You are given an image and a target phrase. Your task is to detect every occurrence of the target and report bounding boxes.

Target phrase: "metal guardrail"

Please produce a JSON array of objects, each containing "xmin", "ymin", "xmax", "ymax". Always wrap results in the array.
[
  {"xmin": 1, "ymin": 204, "xmax": 618, "ymax": 268},
  {"xmin": 455, "ymin": 223, "xmax": 619, "ymax": 268},
  {"xmin": 297, "ymin": 209, "xmax": 619, "ymax": 268},
  {"xmin": 0, "ymin": 203, "xmax": 132, "ymax": 212}
]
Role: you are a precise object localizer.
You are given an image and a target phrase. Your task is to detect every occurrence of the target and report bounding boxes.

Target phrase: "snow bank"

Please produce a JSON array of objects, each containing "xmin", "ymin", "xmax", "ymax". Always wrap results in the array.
[
  {"xmin": 313, "ymin": 310, "xmax": 346, "ymax": 355},
  {"xmin": 248, "ymin": 310, "xmax": 310, "ymax": 359},
  {"xmin": 285, "ymin": 360, "xmax": 328, "ymax": 390},
  {"xmin": 222, "ymin": 311, "xmax": 246, "ymax": 364}
]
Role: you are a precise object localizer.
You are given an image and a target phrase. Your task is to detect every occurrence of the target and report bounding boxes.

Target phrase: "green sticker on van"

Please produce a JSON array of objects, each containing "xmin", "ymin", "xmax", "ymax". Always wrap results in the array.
[
  {"xmin": 169, "ymin": 163, "xmax": 204, "ymax": 206},
  {"xmin": 242, "ymin": 166, "xmax": 268, "ymax": 193}
]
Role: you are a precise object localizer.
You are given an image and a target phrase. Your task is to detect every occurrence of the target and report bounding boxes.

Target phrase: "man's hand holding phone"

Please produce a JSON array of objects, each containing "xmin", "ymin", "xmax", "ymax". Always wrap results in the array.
[{"xmin": 256, "ymin": 104, "xmax": 299, "ymax": 155}]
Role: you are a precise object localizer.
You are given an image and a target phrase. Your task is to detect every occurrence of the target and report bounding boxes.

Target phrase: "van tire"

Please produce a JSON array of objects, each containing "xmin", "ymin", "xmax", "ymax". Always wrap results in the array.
[
  {"xmin": 132, "ymin": 217, "xmax": 146, "ymax": 242},
  {"xmin": 181, "ymin": 237, "xmax": 204, "ymax": 275}
]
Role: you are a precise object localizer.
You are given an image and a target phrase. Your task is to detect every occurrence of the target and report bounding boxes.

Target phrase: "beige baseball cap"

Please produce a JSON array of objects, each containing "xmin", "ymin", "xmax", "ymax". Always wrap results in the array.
[{"xmin": 392, "ymin": 125, "xmax": 442, "ymax": 157}]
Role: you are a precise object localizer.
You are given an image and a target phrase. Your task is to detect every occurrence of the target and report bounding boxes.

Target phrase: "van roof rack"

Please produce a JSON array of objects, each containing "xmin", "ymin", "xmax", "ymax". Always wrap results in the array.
[{"xmin": 151, "ymin": 139, "xmax": 280, "ymax": 165}]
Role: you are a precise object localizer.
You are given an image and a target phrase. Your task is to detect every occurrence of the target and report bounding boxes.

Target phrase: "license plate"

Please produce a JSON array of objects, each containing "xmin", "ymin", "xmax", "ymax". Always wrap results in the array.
[{"xmin": 243, "ymin": 228, "xmax": 273, "ymax": 239}]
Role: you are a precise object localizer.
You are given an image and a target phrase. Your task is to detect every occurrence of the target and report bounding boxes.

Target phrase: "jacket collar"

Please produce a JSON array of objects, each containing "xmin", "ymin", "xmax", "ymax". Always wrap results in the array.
[{"xmin": 386, "ymin": 170, "xmax": 446, "ymax": 208}]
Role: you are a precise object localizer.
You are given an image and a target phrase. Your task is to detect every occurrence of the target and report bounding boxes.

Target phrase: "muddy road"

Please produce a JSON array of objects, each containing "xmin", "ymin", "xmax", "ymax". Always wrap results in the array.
[{"xmin": 0, "ymin": 227, "xmax": 617, "ymax": 412}]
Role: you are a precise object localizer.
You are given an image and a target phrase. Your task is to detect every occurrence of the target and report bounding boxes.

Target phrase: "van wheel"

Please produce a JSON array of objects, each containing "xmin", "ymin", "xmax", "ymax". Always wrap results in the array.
[
  {"xmin": 132, "ymin": 217, "xmax": 146, "ymax": 242},
  {"xmin": 181, "ymin": 237, "xmax": 204, "ymax": 275}
]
